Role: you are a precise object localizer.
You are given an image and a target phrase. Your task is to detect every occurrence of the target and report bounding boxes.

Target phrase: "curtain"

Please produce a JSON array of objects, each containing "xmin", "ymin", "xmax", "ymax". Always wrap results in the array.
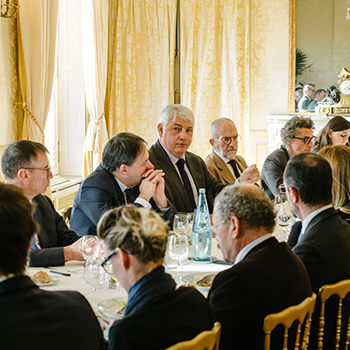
[
  {"xmin": 17, "ymin": 0, "xmax": 58, "ymax": 143},
  {"xmin": 82, "ymin": 0, "xmax": 109, "ymax": 178},
  {"xmin": 180, "ymin": 0, "xmax": 250, "ymax": 158},
  {"xmin": 106, "ymin": 0, "xmax": 177, "ymax": 145}
]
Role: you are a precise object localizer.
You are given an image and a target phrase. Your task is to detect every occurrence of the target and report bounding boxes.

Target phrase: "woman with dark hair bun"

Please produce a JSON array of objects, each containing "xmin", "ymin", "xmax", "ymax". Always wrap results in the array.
[{"xmin": 312, "ymin": 116, "xmax": 350, "ymax": 153}]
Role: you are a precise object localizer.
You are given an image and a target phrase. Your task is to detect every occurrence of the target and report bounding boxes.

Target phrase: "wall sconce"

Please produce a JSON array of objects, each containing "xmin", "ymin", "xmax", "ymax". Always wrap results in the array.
[
  {"xmin": 347, "ymin": 7, "xmax": 350, "ymax": 20},
  {"xmin": 1, "ymin": 0, "xmax": 19, "ymax": 18}
]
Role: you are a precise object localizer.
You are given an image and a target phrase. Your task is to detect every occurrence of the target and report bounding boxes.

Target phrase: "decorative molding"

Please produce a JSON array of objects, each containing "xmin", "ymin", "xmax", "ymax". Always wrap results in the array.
[{"xmin": 256, "ymin": 144, "xmax": 269, "ymax": 170}]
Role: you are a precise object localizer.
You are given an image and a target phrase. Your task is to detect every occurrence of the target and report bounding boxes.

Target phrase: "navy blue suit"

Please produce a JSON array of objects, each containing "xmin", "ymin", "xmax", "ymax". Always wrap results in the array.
[{"xmin": 70, "ymin": 164, "xmax": 175, "ymax": 236}]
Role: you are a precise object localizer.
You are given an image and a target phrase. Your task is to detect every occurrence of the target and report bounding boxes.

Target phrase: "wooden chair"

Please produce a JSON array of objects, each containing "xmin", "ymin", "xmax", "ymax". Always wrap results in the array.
[
  {"xmin": 263, "ymin": 293, "xmax": 317, "ymax": 350},
  {"xmin": 60, "ymin": 205, "xmax": 73, "ymax": 228},
  {"xmin": 165, "ymin": 322, "xmax": 221, "ymax": 350},
  {"xmin": 317, "ymin": 279, "xmax": 350, "ymax": 350}
]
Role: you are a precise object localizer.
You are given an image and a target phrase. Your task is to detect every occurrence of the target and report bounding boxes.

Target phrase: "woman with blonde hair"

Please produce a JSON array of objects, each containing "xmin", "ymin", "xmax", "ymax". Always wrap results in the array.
[
  {"xmin": 319, "ymin": 145, "xmax": 350, "ymax": 223},
  {"xmin": 97, "ymin": 205, "xmax": 213, "ymax": 350},
  {"xmin": 312, "ymin": 116, "xmax": 350, "ymax": 153}
]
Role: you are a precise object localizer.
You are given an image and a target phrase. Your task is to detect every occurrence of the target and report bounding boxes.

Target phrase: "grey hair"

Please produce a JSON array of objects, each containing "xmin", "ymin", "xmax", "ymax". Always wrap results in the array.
[
  {"xmin": 97, "ymin": 205, "xmax": 169, "ymax": 264},
  {"xmin": 210, "ymin": 118, "xmax": 235, "ymax": 139},
  {"xmin": 214, "ymin": 184, "xmax": 276, "ymax": 231},
  {"xmin": 303, "ymin": 84, "xmax": 315, "ymax": 94},
  {"xmin": 280, "ymin": 116, "xmax": 315, "ymax": 145},
  {"xmin": 159, "ymin": 104, "xmax": 195, "ymax": 127}
]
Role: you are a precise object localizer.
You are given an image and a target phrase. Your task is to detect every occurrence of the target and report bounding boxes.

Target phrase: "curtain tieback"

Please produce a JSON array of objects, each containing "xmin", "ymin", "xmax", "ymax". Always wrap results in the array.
[
  {"xmin": 87, "ymin": 113, "xmax": 104, "ymax": 153},
  {"xmin": 22, "ymin": 102, "xmax": 45, "ymax": 137}
]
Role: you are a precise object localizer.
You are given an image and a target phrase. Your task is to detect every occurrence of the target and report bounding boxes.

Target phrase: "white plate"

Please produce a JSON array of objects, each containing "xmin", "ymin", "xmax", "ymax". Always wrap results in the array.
[
  {"xmin": 188, "ymin": 256, "xmax": 218, "ymax": 264},
  {"xmin": 182, "ymin": 273, "xmax": 217, "ymax": 291},
  {"xmin": 97, "ymin": 297, "xmax": 128, "ymax": 319},
  {"xmin": 33, "ymin": 276, "xmax": 60, "ymax": 287}
]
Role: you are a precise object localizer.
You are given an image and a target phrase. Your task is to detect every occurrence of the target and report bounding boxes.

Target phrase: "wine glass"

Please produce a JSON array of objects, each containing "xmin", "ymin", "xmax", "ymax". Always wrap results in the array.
[
  {"xmin": 82, "ymin": 235, "xmax": 99, "ymax": 260},
  {"xmin": 274, "ymin": 193, "xmax": 293, "ymax": 241},
  {"xmin": 169, "ymin": 234, "xmax": 189, "ymax": 285},
  {"xmin": 83, "ymin": 258, "xmax": 103, "ymax": 305},
  {"xmin": 173, "ymin": 214, "xmax": 188, "ymax": 235},
  {"xmin": 186, "ymin": 212, "xmax": 195, "ymax": 238}
]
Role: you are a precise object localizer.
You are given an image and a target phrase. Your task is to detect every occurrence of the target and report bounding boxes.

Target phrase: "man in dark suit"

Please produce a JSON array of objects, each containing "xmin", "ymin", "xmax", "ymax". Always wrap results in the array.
[
  {"xmin": 285, "ymin": 153, "xmax": 350, "ymax": 348},
  {"xmin": 1, "ymin": 141, "xmax": 83, "ymax": 267},
  {"xmin": 0, "ymin": 184, "xmax": 104, "ymax": 350},
  {"xmin": 149, "ymin": 105, "xmax": 227, "ymax": 213},
  {"xmin": 208, "ymin": 183, "xmax": 312, "ymax": 350},
  {"xmin": 298, "ymin": 84, "xmax": 315, "ymax": 111},
  {"xmin": 261, "ymin": 115, "xmax": 315, "ymax": 200},
  {"xmin": 70, "ymin": 132, "xmax": 175, "ymax": 236},
  {"xmin": 205, "ymin": 118, "xmax": 260, "ymax": 185}
]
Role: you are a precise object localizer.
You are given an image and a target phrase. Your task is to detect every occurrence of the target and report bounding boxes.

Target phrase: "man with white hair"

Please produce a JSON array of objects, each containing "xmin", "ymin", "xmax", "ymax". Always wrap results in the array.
[
  {"xmin": 148, "ymin": 104, "xmax": 224, "ymax": 213},
  {"xmin": 205, "ymin": 118, "xmax": 260, "ymax": 185},
  {"xmin": 298, "ymin": 84, "xmax": 315, "ymax": 111}
]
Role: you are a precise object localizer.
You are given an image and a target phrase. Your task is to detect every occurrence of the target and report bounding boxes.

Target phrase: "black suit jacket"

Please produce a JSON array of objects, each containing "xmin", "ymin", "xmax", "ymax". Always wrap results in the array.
[
  {"xmin": 288, "ymin": 208, "xmax": 350, "ymax": 349},
  {"xmin": 0, "ymin": 275, "xmax": 104, "ymax": 350},
  {"xmin": 30, "ymin": 194, "xmax": 79, "ymax": 267},
  {"xmin": 148, "ymin": 140, "xmax": 224, "ymax": 213},
  {"xmin": 70, "ymin": 164, "xmax": 175, "ymax": 236},
  {"xmin": 208, "ymin": 237, "xmax": 312, "ymax": 350},
  {"xmin": 261, "ymin": 145, "xmax": 290, "ymax": 200}
]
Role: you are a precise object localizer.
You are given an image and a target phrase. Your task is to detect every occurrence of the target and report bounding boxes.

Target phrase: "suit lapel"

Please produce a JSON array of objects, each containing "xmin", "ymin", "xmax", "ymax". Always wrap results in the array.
[
  {"xmin": 210, "ymin": 150, "xmax": 235, "ymax": 183},
  {"xmin": 304, "ymin": 207, "xmax": 337, "ymax": 235}
]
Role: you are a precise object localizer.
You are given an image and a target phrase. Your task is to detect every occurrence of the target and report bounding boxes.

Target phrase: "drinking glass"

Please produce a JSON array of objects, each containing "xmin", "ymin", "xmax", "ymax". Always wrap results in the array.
[
  {"xmin": 173, "ymin": 214, "xmax": 188, "ymax": 235},
  {"xmin": 274, "ymin": 193, "xmax": 293, "ymax": 241},
  {"xmin": 186, "ymin": 212, "xmax": 195, "ymax": 236},
  {"xmin": 169, "ymin": 234, "xmax": 189, "ymax": 284},
  {"xmin": 82, "ymin": 235, "xmax": 99, "ymax": 260},
  {"xmin": 83, "ymin": 258, "xmax": 103, "ymax": 305}
]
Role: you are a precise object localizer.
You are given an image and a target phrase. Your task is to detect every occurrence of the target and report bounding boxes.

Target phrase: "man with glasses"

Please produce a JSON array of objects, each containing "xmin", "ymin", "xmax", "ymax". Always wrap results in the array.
[
  {"xmin": 148, "ymin": 104, "xmax": 225, "ymax": 213},
  {"xmin": 298, "ymin": 84, "xmax": 316, "ymax": 111},
  {"xmin": 205, "ymin": 118, "xmax": 260, "ymax": 185},
  {"xmin": 208, "ymin": 183, "xmax": 312, "ymax": 350},
  {"xmin": 1, "ymin": 140, "xmax": 84, "ymax": 266},
  {"xmin": 261, "ymin": 115, "xmax": 315, "ymax": 200}
]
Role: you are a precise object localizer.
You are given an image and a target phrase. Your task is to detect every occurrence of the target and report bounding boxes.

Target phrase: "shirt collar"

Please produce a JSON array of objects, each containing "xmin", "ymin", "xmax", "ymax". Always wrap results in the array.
[
  {"xmin": 213, "ymin": 149, "xmax": 232, "ymax": 163},
  {"xmin": 159, "ymin": 140, "xmax": 185, "ymax": 165},
  {"xmin": 234, "ymin": 233, "xmax": 272, "ymax": 265},
  {"xmin": 301, "ymin": 204, "xmax": 333, "ymax": 235},
  {"xmin": 115, "ymin": 177, "xmax": 128, "ymax": 192}
]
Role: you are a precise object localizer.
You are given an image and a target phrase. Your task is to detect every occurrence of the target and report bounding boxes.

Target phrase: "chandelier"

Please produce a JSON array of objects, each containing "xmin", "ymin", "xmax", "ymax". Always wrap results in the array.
[{"xmin": 1, "ymin": 0, "xmax": 19, "ymax": 18}]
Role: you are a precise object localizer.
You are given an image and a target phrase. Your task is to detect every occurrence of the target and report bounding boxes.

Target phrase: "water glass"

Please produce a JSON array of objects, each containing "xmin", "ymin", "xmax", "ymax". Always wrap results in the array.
[
  {"xmin": 173, "ymin": 214, "xmax": 188, "ymax": 235},
  {"xmin": 82, "ymin": 235, "xmax": 99, "ymax": 260},
  {"xmin": 169, "ymin": 234, "xmax": 189, "ymax": 284}
]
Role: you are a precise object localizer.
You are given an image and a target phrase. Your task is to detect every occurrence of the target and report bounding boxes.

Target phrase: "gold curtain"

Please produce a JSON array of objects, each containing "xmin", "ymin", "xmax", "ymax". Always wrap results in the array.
[
  {"xmin": 180, "ymin": 0, "xmax": 250, "ymax": 158},
  {"xmin": 82, "ymin": 0, "xmax": 109, "ymax": 178},
  {"xmin": 106, "ymin": 0, "xmax": 177, "ymax": 144},
  {"xmin": 17, "ymin": 0, "xmax": 58, "ymax": 143}
]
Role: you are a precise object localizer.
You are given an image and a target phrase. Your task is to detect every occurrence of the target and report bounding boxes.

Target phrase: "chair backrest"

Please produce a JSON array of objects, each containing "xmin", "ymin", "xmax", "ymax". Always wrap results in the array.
[
  {"xmin": 60, "ymin": 205, "xmax": 73, "ymax": 228},
  {"xmin": 317, "ymin": 279, "xmax": 350, "ymax": 350},
  {"xmin": 264, "ymin": 293, "xmax": 317, "ymax": 350},
  {"xmin": 165, "ymin": 322, "xmax": 221, "ymax": 350}
]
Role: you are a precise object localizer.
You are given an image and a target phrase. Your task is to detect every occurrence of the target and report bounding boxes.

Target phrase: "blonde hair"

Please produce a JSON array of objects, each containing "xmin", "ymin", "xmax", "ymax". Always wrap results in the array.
[
  {"xmin": 318, "ymin": 145, "xmax": 350, "ymax": 209},
  {"xmin": 97, "ymin": 205, "xmax": 169, "ymax": 264}
]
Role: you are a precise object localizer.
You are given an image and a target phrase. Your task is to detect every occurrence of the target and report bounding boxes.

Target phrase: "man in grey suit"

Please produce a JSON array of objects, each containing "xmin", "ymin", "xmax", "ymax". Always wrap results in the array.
[
  {"xmin": 298, "ymin": 84, "xmax": 315, "ymax": 111},
  {"xmin": 285, "ymin": 153, "xmax": 350, "ymax": 348},
  {"xmin": 148, "ymin": 105, "xmax": 225, "ymax": 213},
  {"xmin": 205, "ymin": 118, "xmax": 260, "ymax": 185},
  {"xmin": 1, "ymin": 141, "xmax": 84, "ymax": 266},
  {"xmin": 261, "ymin": 115, "xmax": 314, "ymax": 200}
]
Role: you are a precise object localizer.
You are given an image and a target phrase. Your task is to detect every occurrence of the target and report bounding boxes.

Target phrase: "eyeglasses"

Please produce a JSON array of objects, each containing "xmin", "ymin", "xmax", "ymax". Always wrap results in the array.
[
  {"xmin": 24, "ymin": 165, "xmax": 52, "ymax": 173},
  {"xmin": 292, "ymin": 136, "xmax": 315, "ymax": 145},
  {"xmin": 210, "ymin": 220, "xmax": 227, "ymax": 234},
  {"xmin": 217, "ymin": 135, "xmax": 242, "ymax": 145},
  {"xmin": 101, "ymin": 250, "xmax": 116, "ymax": 275}
]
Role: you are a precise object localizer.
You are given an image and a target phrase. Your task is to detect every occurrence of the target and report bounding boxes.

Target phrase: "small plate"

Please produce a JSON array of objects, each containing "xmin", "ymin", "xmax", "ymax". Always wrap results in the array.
[
  {"xmin": 182, "ymin": 273, "xmax": 217, "ymax": 291},
  {"xmin": 34, "ymin": 276, "xmax": 60, "ymax": 287},
  {"xmin": 97, "ymin": 297, "xmax": 128, "ymax": 320},
  {"xmin": 188, "ymin": 256, "xmax": 218, "ymax": 264}
]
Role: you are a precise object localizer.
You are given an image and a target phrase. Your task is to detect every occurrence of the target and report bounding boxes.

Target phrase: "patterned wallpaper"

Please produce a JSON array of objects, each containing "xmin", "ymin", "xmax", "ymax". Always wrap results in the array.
[{"xmin": 0, "ymin": 17, "xmax": 18, "ymax": 146}]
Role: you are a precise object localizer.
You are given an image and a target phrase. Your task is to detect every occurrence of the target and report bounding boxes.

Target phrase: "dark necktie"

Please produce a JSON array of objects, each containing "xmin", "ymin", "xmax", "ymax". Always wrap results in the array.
[
  {"xmin": 176, "ymin": 159, "xmax": 196, "ymax": 210},
  {"xmin": 123, "ymin": 188, "xmax": 134, "ymax": 204},
  {"xmin": 228, "ymin": 159, "xmax": 240, "ymax": 179}
]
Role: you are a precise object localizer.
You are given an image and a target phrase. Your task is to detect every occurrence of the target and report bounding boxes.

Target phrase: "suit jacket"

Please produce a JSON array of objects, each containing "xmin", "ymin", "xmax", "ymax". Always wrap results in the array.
[
  {"xmin": 70, "ymin": 164, "xmax": 175, "ymax": 236},
  {"xmin": 261, "ymin": 145, "xmax": 290, "ymax": 200},
  {"xmin": 204, "ymin": 150, "xmax": 248, "ymax": 185},
  {"xmin": 288, "ymin": 208, "xmax": 350, "ymax": 349},
  {"xmin": 148, "ymin": 140, "xmax": 225, "ymax": 213},
  {"xmin": 208, "ymin": 237, "xmax": 312, "ymax": 350},
  {"xmin": 30, "ymin": 194, "xmax": 79, "ymax": 267},
  {"xmin": 298, "ymin": 95, "xmax": 312, "ymax": 111},
  {"xmin": 109, "ymin": 286, "xmax": 213, "ymax": 350},
  {"xmin": 0, "ymin": 275, "xmax": 104, "ymax": 350}
]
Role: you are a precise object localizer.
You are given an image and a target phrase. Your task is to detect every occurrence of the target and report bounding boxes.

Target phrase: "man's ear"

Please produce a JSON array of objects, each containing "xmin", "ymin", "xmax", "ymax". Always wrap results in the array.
[
  {"xmin": 289, "ymin": 187, "xmax": 300, "ymax": 204},
  {"xmin": 17, "ymin": 168, "xmax": 29, "ymax": 184},
  {"xmin": 209, "ymin": 138, "xmax": 215, "ymax": 148},
  {"xmin": 157, "ymin": 123, "xmax": 164, "ymax": 138},
  {"xmin": 230, "ymin": 216, "xmax": 240, "ymax": 239},
  {"xmin": 118, "ymin": 164, "xmax": 128, "ymax": 176}
]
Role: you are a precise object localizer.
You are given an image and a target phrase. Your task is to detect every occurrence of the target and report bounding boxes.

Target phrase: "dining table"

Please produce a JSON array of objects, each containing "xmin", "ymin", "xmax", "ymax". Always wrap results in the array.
[{"xmin": 26, "ymin": 227, "xmax": 286, "ymax": 339}]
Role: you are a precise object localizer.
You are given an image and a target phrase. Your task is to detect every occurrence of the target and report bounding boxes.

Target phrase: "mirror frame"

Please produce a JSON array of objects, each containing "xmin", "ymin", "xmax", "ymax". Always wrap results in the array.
[{"xmin": 289, "ymin": 0, "xmax": 297, "ymax": 115}]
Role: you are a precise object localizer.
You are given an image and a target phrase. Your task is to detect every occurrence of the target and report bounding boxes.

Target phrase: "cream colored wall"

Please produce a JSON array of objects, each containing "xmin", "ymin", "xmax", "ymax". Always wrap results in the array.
[
  {"xmin": 0, "ymin": 17, "xmax": 18, "ymax": 147},
  {"xmin": 297, "ymin": 0, "xmax": 350, "ymax": 90}
]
